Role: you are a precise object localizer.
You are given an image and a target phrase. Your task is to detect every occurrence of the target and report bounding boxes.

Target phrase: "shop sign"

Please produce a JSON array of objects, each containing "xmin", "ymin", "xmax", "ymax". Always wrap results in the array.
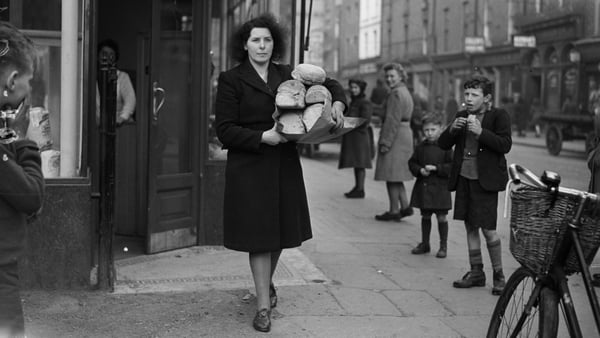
[
  {"xmin": 513, "ymin": 35, "xmax": 536, "ymax": 48},
  {"xmin": 465, "ymin": 36, "xmax": 485, "ymax": 53},
  {"xmin": 359, "ymin": 62, "xmax": 378, "ymax": 74}
]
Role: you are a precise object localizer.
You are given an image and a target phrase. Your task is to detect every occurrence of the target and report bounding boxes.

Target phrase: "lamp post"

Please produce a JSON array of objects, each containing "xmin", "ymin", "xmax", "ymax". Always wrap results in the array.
[{"xmin": 97, "ymin": 51, "xmax": 117, "ymax": 290}]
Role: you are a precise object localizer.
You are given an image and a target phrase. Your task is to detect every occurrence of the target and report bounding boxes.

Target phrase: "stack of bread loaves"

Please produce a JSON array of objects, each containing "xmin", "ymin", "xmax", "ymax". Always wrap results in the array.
[{"xmin": 275, "ymin": 64, "xmax": 334, "ymax": 138}]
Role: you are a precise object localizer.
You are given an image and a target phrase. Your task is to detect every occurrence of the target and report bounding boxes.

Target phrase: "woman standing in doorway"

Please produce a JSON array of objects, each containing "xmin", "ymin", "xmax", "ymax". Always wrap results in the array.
[
  {"xmin": 374, "ymin": 62, "xmax": 414, "ymax": 221},
  {"xmin": 215, "ymin": 14, "xmax": 346, "ymax": 332}
]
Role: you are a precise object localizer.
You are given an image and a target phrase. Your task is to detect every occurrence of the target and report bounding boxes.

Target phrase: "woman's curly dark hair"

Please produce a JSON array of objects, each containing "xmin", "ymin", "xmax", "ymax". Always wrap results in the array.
[{"xmin": 229, "ymin": 13, "xmax": 288, "ymax": 63}]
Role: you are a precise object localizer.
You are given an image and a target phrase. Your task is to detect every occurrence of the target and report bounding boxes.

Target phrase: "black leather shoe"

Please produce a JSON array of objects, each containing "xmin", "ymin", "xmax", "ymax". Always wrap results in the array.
[
  {"xmin": 269, "ymin": 283, "xmax": 277, "ymax": 308},
  {"xmin": 399, "ymin": 207, "xmax": 414, "ymax": 218},
  {"xmin": 411, "ymin": 243, "xmax": 430, "ymax": 254},
  {"xmin": 436, "ymin": 246, "xmax": 447, "ymax": 258},
  {"xmin": 375, "ymin": 211, "xmax": 401, "ymax": 221},
  {"xmin": 253, "ymin": 308, "xmax": 271, "ymax": 332},
  {"xmin": 492, "ymin": 270, "xmax": 506, "ymax": 295},
  {"xmin": 453, "ymin": 270, "xmax": 486, "ymax": 288},
  {"xmin": 344, "ymin": 189, "xmax": 365, "ymax": 198}
]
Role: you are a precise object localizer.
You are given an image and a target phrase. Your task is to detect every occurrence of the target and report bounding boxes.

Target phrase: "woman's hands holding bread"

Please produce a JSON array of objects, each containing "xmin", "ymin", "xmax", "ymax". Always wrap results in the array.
[
  {"xmin": 331, "ymin": 101, "xmax": 345, "ymax": 130},
  {"xmin": 261, "ymin": 123, "xmax": 288, "ymax": 145}
]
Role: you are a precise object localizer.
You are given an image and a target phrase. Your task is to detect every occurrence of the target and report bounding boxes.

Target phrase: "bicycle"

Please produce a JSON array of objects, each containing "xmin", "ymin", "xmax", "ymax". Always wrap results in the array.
[{"xmin": 487, "ymin": 164, "xmax": 600, "ymax": 337}]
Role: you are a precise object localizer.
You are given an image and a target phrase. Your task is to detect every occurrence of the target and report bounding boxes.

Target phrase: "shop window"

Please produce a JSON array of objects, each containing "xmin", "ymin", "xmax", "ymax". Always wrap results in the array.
[
  {"xmin": 588, "ymin": 74, "xmax": 600, "ymax": 115},
  {"xmin": 562, "ymin": 67, "xmax": 578, "ymax": 108},
  {"xmin": 7, "ymin": 0, "xmax": 84, "ymax": 178}
]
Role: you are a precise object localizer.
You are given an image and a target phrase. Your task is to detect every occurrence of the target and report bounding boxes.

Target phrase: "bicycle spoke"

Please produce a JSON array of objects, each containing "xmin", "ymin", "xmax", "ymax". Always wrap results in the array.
[{"xmin": 491, "ymin": 269, "xmax": 542, "ymax": 337}]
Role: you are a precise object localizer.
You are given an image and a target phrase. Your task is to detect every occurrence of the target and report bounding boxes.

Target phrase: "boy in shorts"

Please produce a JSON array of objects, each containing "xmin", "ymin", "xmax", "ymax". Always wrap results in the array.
[{"xmin": 438, "ymin": 76, "xmax": 512, "ymax": 295}]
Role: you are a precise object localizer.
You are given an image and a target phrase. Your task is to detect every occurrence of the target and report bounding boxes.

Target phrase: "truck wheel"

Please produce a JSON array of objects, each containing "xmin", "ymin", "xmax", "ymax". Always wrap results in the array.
[{"xmin": 546, "ymin": 126, "xmax": 562, "ymax": 156}]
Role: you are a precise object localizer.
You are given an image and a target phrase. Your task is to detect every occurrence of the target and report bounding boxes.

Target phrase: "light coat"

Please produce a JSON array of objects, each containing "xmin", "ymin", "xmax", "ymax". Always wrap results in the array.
[{"xmin": 374, "ymin": 83, "xmax": 414, "ymax": 182}]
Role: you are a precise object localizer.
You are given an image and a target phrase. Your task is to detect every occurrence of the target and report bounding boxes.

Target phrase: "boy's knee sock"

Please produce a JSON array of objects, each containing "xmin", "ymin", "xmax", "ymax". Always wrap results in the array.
[
  {"xmin": 421, "ymin": 218, "xmax": 432, "ymax": 244},
  {"xmin": 438, "ymin": 221, "xmax": 448, "ymax": 247},
  {"xmin": 469, "ymin": 249, "xmax": 483, "ymax": 270},
  {"xmin": 487, "ymin": 239, "xmax": 503, "ymax": 272}
]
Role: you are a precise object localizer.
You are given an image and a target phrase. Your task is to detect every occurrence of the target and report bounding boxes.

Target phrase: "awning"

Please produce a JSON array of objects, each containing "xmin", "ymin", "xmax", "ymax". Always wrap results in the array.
[{"xmin": 573, "ymin": 37, "xmax": 600, "ymax": 62}]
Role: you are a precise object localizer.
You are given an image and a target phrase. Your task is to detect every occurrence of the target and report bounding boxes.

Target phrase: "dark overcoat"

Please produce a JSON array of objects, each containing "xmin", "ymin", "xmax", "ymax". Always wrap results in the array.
[
  {"xmin": 408, "ymin": 140, "xmax": 453, "ymax": 210},
  {"xmin": 0, "ymin": 140, "xmax": 44, "ymax": 265},
  {"xmin": 438, "ymin": 108, "xmax": 512, "ymax": 192},
  {"xmin": 0, "ymin": 140, "xmax": 44, "ymax": 338},
  {"xmin": 215, "ymin": 60, "xmax": 346, "ymax": 252},
  {"xmin": 338, "ymin": 94, "xmax": 373, "ymax": 169}
]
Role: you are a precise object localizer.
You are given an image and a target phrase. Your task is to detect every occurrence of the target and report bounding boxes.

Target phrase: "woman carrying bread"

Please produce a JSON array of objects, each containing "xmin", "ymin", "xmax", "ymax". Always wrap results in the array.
[
  {"xmin": 215, "ymin": 13, "xmax": 346, "ymax": 332},
  {"xmin": 338, "ymin": 78, "xmax": 373, "ymax": 198},
  {"xmin": 374, "ymin": 63, "xmax": 415, "ymax": 222}
]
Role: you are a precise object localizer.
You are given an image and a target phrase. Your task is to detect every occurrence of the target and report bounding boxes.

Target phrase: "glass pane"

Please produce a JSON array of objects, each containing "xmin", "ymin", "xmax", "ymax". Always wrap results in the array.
[
  {"xmin": 9, "ymin": 1, "xmax": 83, "ymax": 178},
  {"xmin": 156, "ymin": 0, "xmax": 193, "ymax": 174},
  {"xmin": 208, "ymin": 0, "xmax": 227, "ymax": 160},
  {"xmin": 28, "ymin": 42, "xmax": 62, "ymax": 178}
]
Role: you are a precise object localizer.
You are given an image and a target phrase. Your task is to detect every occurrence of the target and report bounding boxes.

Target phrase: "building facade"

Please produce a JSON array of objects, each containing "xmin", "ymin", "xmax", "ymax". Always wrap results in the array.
[{"xmin": 335, "ymin": 0, "xmax": 600, "ymax": 125}]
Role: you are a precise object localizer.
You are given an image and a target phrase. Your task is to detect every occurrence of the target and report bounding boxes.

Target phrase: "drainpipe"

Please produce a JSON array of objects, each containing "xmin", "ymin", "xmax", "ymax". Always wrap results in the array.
[{"xmin": 60, "ymin": 0, "xmax": 79, "ymax": 177}]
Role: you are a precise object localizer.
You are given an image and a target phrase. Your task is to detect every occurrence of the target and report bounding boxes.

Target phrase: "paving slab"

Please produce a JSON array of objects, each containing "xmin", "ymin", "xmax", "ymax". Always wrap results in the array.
[
  {"xmin": 310, "ymin": 262, "xmax": 399, "ymax": 290},
  {"xmin": 328, "ymin": 286, "xmax": 402, "ymax": 316},
  {"xmin": 383, "ymin": 290, "xmax": 453, "ymax": 317},
  {"xmin": 273, "ymin": 316, "xmax": 462, "ymax": 338},
  {"xmin": 272, "ymin": 285, "xmax": 346, "ymax": 317},
  {"xmin": 114, "ymin": 247, "xmax": 328, "ymax": 294}
]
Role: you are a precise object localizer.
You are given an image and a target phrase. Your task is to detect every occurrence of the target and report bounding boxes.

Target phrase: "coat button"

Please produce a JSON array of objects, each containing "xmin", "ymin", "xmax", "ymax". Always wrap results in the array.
[{"xmin": 2, "ymin": 154, "xmax": 7, "ymax": 161}]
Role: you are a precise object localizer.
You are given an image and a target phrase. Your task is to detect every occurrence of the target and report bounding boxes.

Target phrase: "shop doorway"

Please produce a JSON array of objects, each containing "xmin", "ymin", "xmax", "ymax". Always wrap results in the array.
[{"xmin": 98, "ymin": 0, "xmax": 200, "ymax": 259}]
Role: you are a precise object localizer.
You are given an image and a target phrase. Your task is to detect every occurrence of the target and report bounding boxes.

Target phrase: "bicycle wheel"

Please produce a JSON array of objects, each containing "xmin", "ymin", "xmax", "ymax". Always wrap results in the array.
[{"xmin": 487, "ymin": 267, "xmax": 559, "ymax": 337}]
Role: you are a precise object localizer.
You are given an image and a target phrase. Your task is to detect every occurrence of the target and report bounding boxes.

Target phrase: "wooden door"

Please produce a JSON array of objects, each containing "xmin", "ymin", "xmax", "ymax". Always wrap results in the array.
[{"xmin": 146, "ymin": 0, "xmax": 199, "ymax": 253}]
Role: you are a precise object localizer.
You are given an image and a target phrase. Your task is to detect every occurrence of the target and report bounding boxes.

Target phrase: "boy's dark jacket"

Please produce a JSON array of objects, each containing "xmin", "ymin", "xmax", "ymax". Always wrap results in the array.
[
  {"xmin": 438, "ymin": 107, "xmax": 512, "ymax": 192},
  {"xmin": 408, "ymin": 140, "xmax": 453, "ymax": 210},
  {"xmin": 0, "ymin": 140, "xmax": 44, "ymax": 265}
]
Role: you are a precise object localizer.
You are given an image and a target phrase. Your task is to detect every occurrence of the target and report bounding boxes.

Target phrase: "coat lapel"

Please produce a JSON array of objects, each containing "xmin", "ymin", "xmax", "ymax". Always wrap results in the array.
[
  {"xmin": 238, "ymin": 60, "xmax": 277, "ymax": 98},
  {"xmin": 481, "ymin": 107, "xmax": 495, "ymax": 129}
]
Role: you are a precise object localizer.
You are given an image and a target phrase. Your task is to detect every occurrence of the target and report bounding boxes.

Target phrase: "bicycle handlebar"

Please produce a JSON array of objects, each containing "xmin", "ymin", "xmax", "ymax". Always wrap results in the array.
[{"xmin": 508, "ymin": 163, "xmax": 598, "ymax": 203}]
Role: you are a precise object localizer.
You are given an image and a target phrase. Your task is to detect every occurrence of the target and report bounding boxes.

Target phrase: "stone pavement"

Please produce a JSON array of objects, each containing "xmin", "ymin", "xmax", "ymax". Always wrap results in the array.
[{"xmin": 23, "ymin": 137, "xmax": 597, "ymax": 337}]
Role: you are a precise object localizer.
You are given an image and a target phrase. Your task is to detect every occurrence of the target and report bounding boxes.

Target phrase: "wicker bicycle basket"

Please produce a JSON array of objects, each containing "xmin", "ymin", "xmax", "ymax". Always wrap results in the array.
[{"xmin": 509, "ymin": 185, "xmax": 600, "ymax": 275}]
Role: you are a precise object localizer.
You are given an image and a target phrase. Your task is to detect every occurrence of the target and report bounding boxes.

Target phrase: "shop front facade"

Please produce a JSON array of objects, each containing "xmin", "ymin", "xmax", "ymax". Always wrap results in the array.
[{"xmin": 9, "ymin": 0, "xmax": 295, "ymax": 290}]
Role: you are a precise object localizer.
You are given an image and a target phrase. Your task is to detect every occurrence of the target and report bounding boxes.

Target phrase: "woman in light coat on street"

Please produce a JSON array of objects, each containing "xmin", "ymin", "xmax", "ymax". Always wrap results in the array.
[{"xmin": 374, "ymin": 63, "xmax": 414, "ymax": 221}]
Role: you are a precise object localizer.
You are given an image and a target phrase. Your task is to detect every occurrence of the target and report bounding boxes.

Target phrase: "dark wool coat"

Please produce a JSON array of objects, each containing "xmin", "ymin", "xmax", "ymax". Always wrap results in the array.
[
  {"xmin": 0, "ymin": 140, "xmax": 44, "ymax": 265},
  {"xmin": 339, "ymin": 94, "xmax": 373, "ymax": 169},
  {"xmin": 408, "ymin": 140, "xmax": 453, "ymax": 210},
  {"xmin": 215, "ymin": 60, "xmax": 347, "ymax": 253},
  {"xmin": 438, "ymin": 108, "xmax": 512, "ymax": 192}
]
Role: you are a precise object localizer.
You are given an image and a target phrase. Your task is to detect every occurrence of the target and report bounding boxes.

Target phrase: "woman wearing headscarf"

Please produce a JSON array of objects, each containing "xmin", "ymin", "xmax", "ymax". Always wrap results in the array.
[{"xmin": 339, "ymin": 78, "xmax": 373, "ymax": 198}]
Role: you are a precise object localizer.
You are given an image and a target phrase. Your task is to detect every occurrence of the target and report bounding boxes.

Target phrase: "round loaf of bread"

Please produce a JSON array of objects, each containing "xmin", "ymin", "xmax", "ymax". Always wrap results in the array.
[
  {"xmin": 277, "ymin": 111, "xmax": 306, "ymax": 134},
  {"xmin": 305, "ymin": 85, "xmax": 332, "ymax": 104},
  {"xmin": 291, "ymin": 63, "xmax": 326, "ymax": 85},
  {"xmin": 276, "ymin": 80, "xmax": 306, "ymax": 109}
]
